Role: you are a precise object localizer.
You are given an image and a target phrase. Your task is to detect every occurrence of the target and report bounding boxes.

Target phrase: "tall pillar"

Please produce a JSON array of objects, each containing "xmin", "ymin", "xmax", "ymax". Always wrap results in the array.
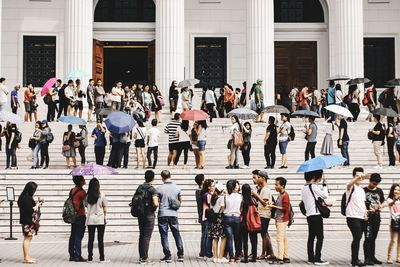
[
  {"xmin": 247, "ymin": 0, "xmax": 275, "ymax": 105},
  {"xmin": 65, "ymin": 0, "xmax": 93, "ymax": 82},
  {"xmin": 329, "ymin": 0, "xmax": 364, "ymax": 85},
  {"xmin": 155, "ymin": 0, "xmax": 184, "ymax": 96}
]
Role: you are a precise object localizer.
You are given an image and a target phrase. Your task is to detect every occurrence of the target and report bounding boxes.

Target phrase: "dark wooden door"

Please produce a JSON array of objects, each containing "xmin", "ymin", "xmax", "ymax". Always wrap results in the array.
[
  {"xmin": 275, "ymin": 41, "xmax": 317, "ymax": 95},
  {"xmin": 147, "ymin": 40, "xmax": 155, "ymax": 85},
  {"xmin": 93, "ymin": 39, "xmax": 104, "ymax": 82}
]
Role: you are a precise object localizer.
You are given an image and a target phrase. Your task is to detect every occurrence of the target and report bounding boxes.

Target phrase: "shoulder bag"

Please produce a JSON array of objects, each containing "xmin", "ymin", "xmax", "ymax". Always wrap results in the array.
[{"xmin": 309, "ymin": 184, "xmax": 330, "ymax": 218}]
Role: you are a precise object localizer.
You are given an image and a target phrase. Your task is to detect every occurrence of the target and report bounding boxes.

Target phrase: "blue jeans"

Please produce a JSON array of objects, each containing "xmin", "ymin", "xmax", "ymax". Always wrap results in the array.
[
  {"xmin": 32, "ymin": 143, "xmax": 41, "ymax": 168},
  {"xmin": 200, "ymin": 221, "xmax": 213, "ymax": 258},
  {"xmin": 158, "ymin": 216, "xmax": 184, "ymax": 258},
  {"xmin": 341, "ymin": 141, "xmax": 350, "ymax": 165},
  {"xmin": 69, "ymin": 215, "xmax": 86, "ymax": 259},
  {"xmin": 224, "ymin": 215, "xmax": 242, "ymax": 259},
  {"xmin": 5, "ymin": 147, "xmax": 11, "ymax": 168}
]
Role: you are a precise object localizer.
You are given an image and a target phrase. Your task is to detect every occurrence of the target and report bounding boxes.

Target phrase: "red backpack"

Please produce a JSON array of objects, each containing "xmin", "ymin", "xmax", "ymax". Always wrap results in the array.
[{"xmin": 246, "ymin": 204, "xmax": 262, "ymax": 232}]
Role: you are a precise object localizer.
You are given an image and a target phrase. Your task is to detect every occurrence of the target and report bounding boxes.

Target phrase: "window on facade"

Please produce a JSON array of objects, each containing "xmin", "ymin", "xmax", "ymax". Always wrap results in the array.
[
  {"xmin": 364, "ymin": 38, "xmax": 395, "ymax": 88},
  {"xmin": 195, "ymin": 38, "xmax": 227, "ymax": 88},
  {"xmin": 23, "ymin": 36, "xmax": 56, "ymax": 87},
  {"xmin": 94, "ymin": 0, "xmax": 155, "ymax": 22},
  {"xmin": 274, "ymin": 0, "xmax": 324, "ymax": 23}
]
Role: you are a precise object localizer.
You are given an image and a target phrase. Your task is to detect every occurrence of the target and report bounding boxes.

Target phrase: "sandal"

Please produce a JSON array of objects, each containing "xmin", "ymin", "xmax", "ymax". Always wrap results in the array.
[
  {"xmin": 23, "ymin": 259, "xmax": 36, "ymax": 264},
  {"xmin": 256, "ymin": 256, "xmax": 266, "ymax": 260}
]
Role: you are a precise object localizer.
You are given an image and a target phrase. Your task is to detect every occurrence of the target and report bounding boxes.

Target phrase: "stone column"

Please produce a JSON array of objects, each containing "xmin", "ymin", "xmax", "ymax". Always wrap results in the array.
[
  {"xmin": 247, "ymin": 0, "xmax": 275, "ymax": 105},
  {"xmin": 155, "ymin": 0, "xmax": 184, "ymax": 97},
  {"xmin": 65, "ymin": 0, "xmax": 93, "ymax": 82},
  {"xmin": 329, "ymin": 0, "xmax": 364, "ymax": 91}
]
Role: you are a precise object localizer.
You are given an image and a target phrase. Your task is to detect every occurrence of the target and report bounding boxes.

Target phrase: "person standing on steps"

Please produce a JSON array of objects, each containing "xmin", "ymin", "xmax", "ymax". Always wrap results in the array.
[
  {"xmin": 335, "ymin": 114, "xmax": 350, "ymax": 166},
  {"xmin": 146, "ymin": 119, "xmax": 160, "ymax": 169},
  {"xmin": 386, "ymin": 183, "xmax": 400, "ymax": 264},
  {"xmin": 304, "ymin": 117, "xmax": 318, "ymax": 161},
  {"xmin": 68, "ymin": 176, "xmax": 87, "ymax": 262},
  {"xmin": 345, "ymin": 167, "xmax": 369, "ymax": 267},
  {"xmin": 363, "ymin": 173, "xmax": 384, "ymax": 266},
  {"xmin": 369, "ymin": 115, "xmax": 385, "ymax": 169},
  {"xmin": 302, "ymin": 170, "xmax": 329, "ymax": 265},
  {"xmin": 264, "ymin": 116, "xmax": 278, "ymax": 169},
  {"xmin": 254, "ymin": 79, "xmax": 265, "ymax": 123},
  {"xmin": 226, "ymin": 115, "xmax": 242, "ymax": 169},
  {"xmin": 277, "ymin": 114, "xmax": 291, "ymax": 169},
  {"xmin": 157, "ymin": 170, "xmax": 184, "ymax": 263},
  {"xmin": 91, "ymin": 119, "xmax": 107, "ymax": 165},
  {"xmin": 164, "ymin": 113, "xmax": 181, "ymax": 167}
]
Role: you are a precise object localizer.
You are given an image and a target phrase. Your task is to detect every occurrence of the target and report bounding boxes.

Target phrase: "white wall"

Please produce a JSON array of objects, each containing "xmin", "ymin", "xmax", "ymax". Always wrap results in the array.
[
  {"xmin": 1, "ymin": 0, "xmax": 64, "ymax": 88},
  {"xmin": 363, "ymin": 0, "xmax": 400, "ymax": 77},
  {"xmin": 184, "ymin": 0, "xmax": 247, "ymax": 89}
]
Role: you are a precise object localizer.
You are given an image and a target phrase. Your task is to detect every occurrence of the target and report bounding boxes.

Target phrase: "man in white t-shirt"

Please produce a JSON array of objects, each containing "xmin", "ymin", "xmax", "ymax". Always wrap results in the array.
[
  {"xmin": 0, "ymin": 77, "xmax": 9, "ymax": 111},
  {"xmin": 345, "ymin": 167, "xmax": 369, "ymax": 267},
  {"xmin": 277, "ymin": 114, "xmax": 291, "ymax": 169},
  {"xmin": 252, "ymin": 170, "xmax": 275, "ymax": 261},
  {"xmin": 146, "ymin": 119, "xmax": 160, "ymax": 169}
]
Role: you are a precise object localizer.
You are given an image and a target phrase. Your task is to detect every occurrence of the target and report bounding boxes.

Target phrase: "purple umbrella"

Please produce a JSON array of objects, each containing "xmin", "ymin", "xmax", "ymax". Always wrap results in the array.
[{"xmin": 69, "ymin": 163, "xmax": 118, "ymax": 177}]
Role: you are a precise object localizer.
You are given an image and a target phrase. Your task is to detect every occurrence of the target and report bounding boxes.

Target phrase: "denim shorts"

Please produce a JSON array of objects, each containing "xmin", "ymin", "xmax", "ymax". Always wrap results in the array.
[
  {"xmin": 279, "ymin": 140, "xmax": 289, "ymax": 154},
  {"xmin": 197, "ymin": 140, "xmax": 206, "ymax": 151}
]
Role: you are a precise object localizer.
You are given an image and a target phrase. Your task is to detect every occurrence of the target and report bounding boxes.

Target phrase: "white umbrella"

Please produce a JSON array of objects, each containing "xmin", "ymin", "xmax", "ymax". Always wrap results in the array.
[
  {"xmin": 178, "ymin": 79, "xmax": 200, "ymax": 88},
  {"xmin": 324, "ymin": 105, "xmax": 353, "ymax": 118}
]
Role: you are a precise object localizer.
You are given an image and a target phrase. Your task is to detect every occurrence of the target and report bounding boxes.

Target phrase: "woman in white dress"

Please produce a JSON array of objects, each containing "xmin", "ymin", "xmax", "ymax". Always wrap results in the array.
[{"xmin": 181, "ymin": 87, "xmax": 191, "ymax": 111}]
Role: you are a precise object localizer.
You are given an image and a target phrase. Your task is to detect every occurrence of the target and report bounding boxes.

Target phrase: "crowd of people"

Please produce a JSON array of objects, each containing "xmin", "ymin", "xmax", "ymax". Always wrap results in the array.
[{"xmin": 16, "ymin": 168, "xmax": 400, "ymax": 266}]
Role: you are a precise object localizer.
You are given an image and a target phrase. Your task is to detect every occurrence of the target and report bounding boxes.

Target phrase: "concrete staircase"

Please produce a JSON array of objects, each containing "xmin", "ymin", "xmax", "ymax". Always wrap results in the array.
[{"xmin": 0, "ymin": 96, "xmax": 398, "ymax": 237}]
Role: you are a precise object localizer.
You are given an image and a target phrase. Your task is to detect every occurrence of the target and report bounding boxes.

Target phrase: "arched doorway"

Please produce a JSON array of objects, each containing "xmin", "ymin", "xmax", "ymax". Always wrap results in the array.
[
  {"xmin": 274, "ymin": 0, "xmax": 328, "ymax": 105},
  {"xmin": 93, "ymin": 0, "xmax": 156, "ymax": 90}
]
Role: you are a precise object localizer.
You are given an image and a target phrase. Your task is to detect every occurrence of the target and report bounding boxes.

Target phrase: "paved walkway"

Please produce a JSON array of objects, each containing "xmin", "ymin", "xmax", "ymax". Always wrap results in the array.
[{"xmin": 0, "ymin": 232, "xmax": 395, "ymax": 266}]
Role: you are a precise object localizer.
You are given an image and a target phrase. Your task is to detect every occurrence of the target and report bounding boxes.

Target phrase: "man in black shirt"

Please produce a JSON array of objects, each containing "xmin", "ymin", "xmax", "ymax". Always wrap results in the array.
[
  {"xmin": 264, "ymin": 116, "xmax": 278, "ymax": 169},
  {"xmin": 57, "ymin": 84, "xmax": 68, "ymax": 119},
  {"xmin": 369, "ymin": 115, "xmax": 385, "ymax": 168},
  {"xmin": 194, "ymin": 174, "xmax": 206, "ymax": 258},
  {"xmin": 363, "ymin": 173, "xmax": 385, "ymax": 265},
  {"xmin": 336, "ymin": 115, "xmax": 350, "ymax": 166}
]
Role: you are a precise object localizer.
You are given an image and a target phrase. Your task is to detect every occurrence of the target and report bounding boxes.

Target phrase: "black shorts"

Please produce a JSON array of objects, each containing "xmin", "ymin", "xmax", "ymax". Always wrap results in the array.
[
  {"xmin": 135, "ymin": 139, "xmax": 145, "ymax": 148},
  {"xmin": 169, "ymin": 143, "xmax": 178, "ymax": 152},
  {"xmin": 261, "ymin": 217, "xmax": 271, "ymax": 235},
  {"xmin": 75, "ymin": 101, "xmax": 83, "ymax": 110},
  {"xmin": 88, "ymin": 101, "xmax": 93, "ymax": 110}
]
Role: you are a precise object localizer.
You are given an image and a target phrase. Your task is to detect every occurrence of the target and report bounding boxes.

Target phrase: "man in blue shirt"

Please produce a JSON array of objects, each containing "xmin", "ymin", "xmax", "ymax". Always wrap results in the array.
[
  {"xmin": 91, "ymin": 119, "xmax": 107, "ymax": 165},
  {"xmin": 157, "ymin": 170, "xmax": 184, "ymax": 263},
  {"xmin": 11, "ymin": 85, "xmax": 20, "ymax": 114},
  {"xmin": 326, "ymin": 81, "xmax": 336, "ymax": 122}
]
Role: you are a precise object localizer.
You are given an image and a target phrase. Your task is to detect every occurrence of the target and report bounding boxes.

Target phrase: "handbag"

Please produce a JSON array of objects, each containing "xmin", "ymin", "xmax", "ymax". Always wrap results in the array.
[
  {"xmin": 309, "ymin": 184, "xmax": 330, "ymax": 218},
  {"xmin": 73, "ymin": 140, "xmax": 80, "ymax": 148},
  {"xmin": 157, "ymin": 96, "xmax": 166, "ymax": 106},
  {"xmin": 28, "ymin": 139, "xmax": 37, "ymax": 149},
  {"xmin": 391, "ymin": 215, "xmax": 400, "ymax": 231},
  {"xmin": 246, "ymin": 203, "xmax": 262, "ymax": 232},
  {"xmin": 62, "ymin": 145, "xmax": 71, "ymax": 152},
  {"xmin": 233, "ymin": 132, "xmax": 244, "ymax": 147}
]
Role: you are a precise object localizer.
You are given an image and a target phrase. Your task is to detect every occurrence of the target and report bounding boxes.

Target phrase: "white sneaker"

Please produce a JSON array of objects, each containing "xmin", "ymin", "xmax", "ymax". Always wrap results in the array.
[
  {"xmin": 219, "ymin": 257, "xmax": 229, "ymax": 263},
  {"xmin": 213, "ymin": 258, "xmax": 219, "ymax": 263},
  {"xmin": 314, "ymin": 259, "xmax": 329, "ymax": 265},
  {"xmin": 373, "ymin": 165, "xmax": 382, "ymax": 169}
]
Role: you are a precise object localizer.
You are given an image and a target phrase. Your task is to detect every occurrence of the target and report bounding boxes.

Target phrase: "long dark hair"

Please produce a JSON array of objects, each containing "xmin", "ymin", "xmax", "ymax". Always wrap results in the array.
[
  {"xmin": 87, "ymin": 178, "xmax": 100, "ymax": 205},
  {"xmin": 241, "ymin": 184, "xmax": 252, "ymax": 204},
  {"xmin": 231, "ymin": 115, "xmax": 242, "ymax": 132},
  {"xmin": 20, "ymin": 182, "xmax": 38, "ymax": 198},
  {"xmin": 211, "ymin": 184, "xmax": 224, "ymax": 206},
  {"xmin": 181, "ymin": 120, "xmax": 189, "ymax": 132},
  {"xmin": 388, "ymin": 183, "xmax": 400, "ymax": 200},
  {"xmin": 201, "ymin": 179, "xmax": 213, "ymax": 196},
  {"xmin": 226, "ymin": 179, "xmax": 238, "ymax": 195},
  {"xmin": 198, "ymin": 120, "xmax": 208, "ymax": 130}
]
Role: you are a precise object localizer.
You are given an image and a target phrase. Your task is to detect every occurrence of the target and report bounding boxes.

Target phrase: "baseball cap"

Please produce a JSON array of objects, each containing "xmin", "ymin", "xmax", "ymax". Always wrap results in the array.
[
  {"xmin": 258, "ymin": 170, "xmax": 269, "ymax": 179},
  {"xmin": 215, "ymin": 183, "xmax": 225, "ymax": 192}
]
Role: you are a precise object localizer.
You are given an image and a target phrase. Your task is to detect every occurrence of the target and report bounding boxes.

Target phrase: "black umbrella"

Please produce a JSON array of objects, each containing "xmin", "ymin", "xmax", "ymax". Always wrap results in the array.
[
  {"xmin": 346, "ymin": 78, "xmax": 371, "ymax": 86},
  {"xmin": 326, "ymin": 75, "xmax": 350, "ymax": 81},
  {"xmin": 373, "ymin": 108, "xmax": 398, "ymax": 118},
  {"xmin": 292, "ymin": 110, "xmax": 320, "ymax": 118},
  {"xmin": 385, "ymin": 78, "xmax": 400, "ymax": 87}
]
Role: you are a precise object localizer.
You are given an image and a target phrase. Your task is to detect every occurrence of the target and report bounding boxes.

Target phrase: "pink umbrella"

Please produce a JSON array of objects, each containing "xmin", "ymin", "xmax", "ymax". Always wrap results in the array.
[
  {"xmin": 41, "ymin": 77, "xmax": 57, "ymax": 96},
  {"xmin": 69, "ymin": 163, "xmax": 118, "ymax": 177}
]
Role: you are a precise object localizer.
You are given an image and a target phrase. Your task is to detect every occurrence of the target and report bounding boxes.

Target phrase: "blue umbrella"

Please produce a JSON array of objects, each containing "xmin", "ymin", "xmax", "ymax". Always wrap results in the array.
[
  {"xmin": 0, "ymin": 111, "xmax": 24, "ymax": 125},
  {"xmin": 58, "ymin": 116, "xmax": 86, "ymax": 125},
  {"xmin": 105, "ymin": 111, "xmax": 136, "ymax": 134},
  {"xmin": 297, "ymin": 155, "xmax": 347, "ymax": 173}
]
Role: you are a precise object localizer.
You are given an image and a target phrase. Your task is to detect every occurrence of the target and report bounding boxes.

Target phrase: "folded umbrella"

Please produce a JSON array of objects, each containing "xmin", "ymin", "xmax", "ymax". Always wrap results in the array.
[
  {"xmin": 58, "ymin": 116, "xmax": 86, "ymax": 125},
  {"xmin": 324, "ymin": 105, "xmax": 353, "ymax": 118},
  {"xmin": 0, "ymin": 111, "xmax": 24, "ymax": 125},
  {"xmin": 70, "ymin": 163, "xmax": 118, "ymax": 177},
  {"xmin": 41, "ymin": 77, "xmax": 57, "ymax": 96},
  {"xmin": 180, "ymin": 109, "xmax": 208, "ymax": 121},
  {"xmin": 178, "ymin": 79, "xmax": 200, "ymax": 88},
  {"xmin": 346, "ymin": 78, "xmax": 371, "ymax": 86},
  {"xmin": 373, "ymin": 108, "xmax": 398, "ymax": 118},
  {"xmin": 292, "ymin": 110, "xmax": 320, "ymax": 118},
  {"xmin": 326, "ymin": 75, "xmax": 350, "ymax": 81},
  {"xmin": 105, "ymin": 111, "xmax": 136, "ymax": 134},
  {"xmin": 264, "ymin": 105, "xmax": 290, "ymax": 114},
  {"xmin": 297, "ymin": 155, "xmax": 347, "ymax": 173},
  {"xmin": 228, "ymin": 108, "xmax": 258, "ymax": 120},
  {"xmin": 385, "ymin": 78, "xmax": 400, "ymax": 87}
]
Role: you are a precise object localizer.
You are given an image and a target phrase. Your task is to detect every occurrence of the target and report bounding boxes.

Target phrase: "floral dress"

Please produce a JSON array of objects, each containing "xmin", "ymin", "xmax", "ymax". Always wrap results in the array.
[{"xmin": 209, "ymin": 196, "xmax": 225, "ymax": 239}]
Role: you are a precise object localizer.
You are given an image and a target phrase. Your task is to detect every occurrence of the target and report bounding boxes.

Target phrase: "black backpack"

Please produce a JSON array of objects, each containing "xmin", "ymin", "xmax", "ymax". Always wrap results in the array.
[
  {"xmin": 288, "ymin": 125, "xmax": 295, "ymax": 141},
  {"xmin": 130, "ymin": 184, "xmax": 150, "ymax": 217},
  {"xmin": 46, "ymin": 132, "xmax": 54, "ymax": 143},
  {"xmin": 341, "ymin": 186, "xmax": 355, "ymax": 216},
  {"xmin": 15, "ymin": 131, "xmax": 22, "ymax": 144}
]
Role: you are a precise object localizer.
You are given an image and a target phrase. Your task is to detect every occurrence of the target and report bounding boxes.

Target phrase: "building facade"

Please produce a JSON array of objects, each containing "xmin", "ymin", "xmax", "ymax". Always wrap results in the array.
[{"xmin": 0, "ymin": 0, "xmax": 399, "ymax": 104}]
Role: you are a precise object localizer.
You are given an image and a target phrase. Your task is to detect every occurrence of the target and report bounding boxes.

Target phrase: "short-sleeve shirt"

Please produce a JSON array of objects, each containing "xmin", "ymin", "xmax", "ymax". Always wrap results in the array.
[
  {"xmin": 364, "ymin": 187, "xmax": 384, "ymax": 217},
  {"xmin": 95, "ymin": 86, "xmax": 105, "ymax": 103},
  {"xmin": 279, "ymin": 121, "xmax": 291, "ymax": 142},
  {"xmin": 258, "ymin": 186, "xmax": 272, "ymax": 218},
  {"xmin": 275, "ymin": 191, "xmax": 290, "ymax": 223},
  {"xmin": 141, "ymin": 183, "xmax": 157, "ymax": 216},
  {"xmin": 157, "ymin": 181, "xmax": 181, "ymax": 218},
  {"xmin": 147, "ymin": 127, "xmax": 160, "ymax": 147},
  {"xmin": 346, "ymin": 185, "xmax": 366, "ymax": 219},
  {"xmin": 11, "ymin": 90, "xmax": 18, "ymax": 106},
  {"xmin": 24, "ymin": 89, "xmax": 31, "ymax": 103},
  {"xmin": 307, "ymin": 123, "xmax": 318, "ymax": 143},
  {"xmin": 85, "ymin": 194, "xmax": 108, "ymax": 225},
  {"xmin": 212, "ymin": 196, "xmax": 224, "ymax": 213},
  {"xmin": 221, "ymin": 193, "xmax": 242, "ymax": 217},
  {"xmin": 71, "ymin": 187, "xmax": 87, "ymax": 217},
  {"xmin": 266, "ymin": 124, "xmax": 278, "ymax": 144},
  {"xmin": 254, "ymin": 86, "xmax": 264, "ymax": 103},
  {"xmin": 92, "ymin": 127, "xmax": 106, "ymax": 147},
  {"xmin": 327, "ymin": 87, "xmax": 335, "ymax": 105},
  {"xmin": 339, "ymin": 119, "xmax": 349, "ymax": 142},
  {"xmin": 372, "ymin": 122, "xmax": 385, "ymax": 142}
]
